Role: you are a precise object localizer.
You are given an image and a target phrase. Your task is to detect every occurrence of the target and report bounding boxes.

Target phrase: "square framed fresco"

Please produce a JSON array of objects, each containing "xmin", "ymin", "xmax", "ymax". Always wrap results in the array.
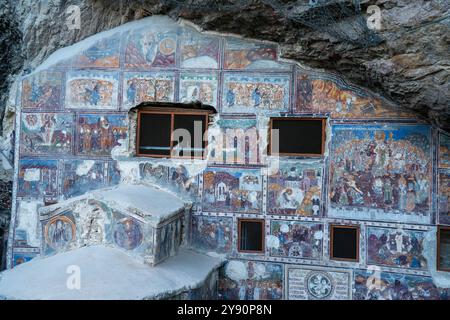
[
  {"xmin": 438, "ymin": 171, "xmax": 450, "ymax": 225},
  {"xmin": 179, "ymin": 73, "xmax": 218, "ymax": 106},
  {"xmin": 267, "ymin": 161, "xmax": 323, "ymax": 216},
  {"xmin": 221, "ymin": 73, "xmax": 291, "ymax": 114},
  {"xmin": 17, "ymin": 159, "xmax": 58, "ymax": 198},
  {"xmin": 191, "ymin": 215, "xmax": 233, "ymax": 254},
  {"xmin": 267, "ymin": 220, "xmax": 323, "ymax": 260},
  {"xmin": 61, "ymin": 160, "xmax": 120, "ymax": 198},
  {"xmin": 72, "ymin": 35, "xmax": 121, "ymax": 68},
  {"xmin": 122, "ymin": 72, "xmax": 175, "ymax": 108},
  {"xmin": 328, "ymin": 124, "xmax": 432, "ymax": 224},
  {"xmin": 223, "ymin": 38, "xmax": 290, "ymax": 71},
  {"xmin": 65, "ymin": 71, "xmax": 119, "ymax": 110},
  {"xmin": 367, "ymin": 226, "xmax": 427, "ymax": 270},
  {"xmin": 286, "ymin": 266, "xmax": 352, "ymax": 300},
  {"xmin": 202, "ymin": 167, "xmax": 263, "ymax": 213},
  {"xmin": 209, "ymin": 117, "xmax": 261, "ymax": 165},
  {"xmin": 20, "ymin": 112, "xmax": 73, "ymax": 155},
  {"xmin": 218, "ymin": 260, "xmax": 283, "ymax": 300},
  {"xmin": 124, "ymin": 28, "xmax": 177, "ymax": 69},
  {"xmin": 21, "ymin": 71, "xmax": 62, "ymax": 110},
  {"xmin": 354, "ymin": 269, "xmax": 449, "ymax": 300},
  {"xmin": 76, "ymin": 114, "xmax": 127, "ymax": 156},
  {"xmin": 180, "ymin": 31, "xmax": 220, "ymax": 69}
]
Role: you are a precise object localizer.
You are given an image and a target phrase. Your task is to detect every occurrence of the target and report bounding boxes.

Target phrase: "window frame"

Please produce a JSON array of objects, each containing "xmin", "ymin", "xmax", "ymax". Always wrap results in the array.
[
  {"xmin": 268, "ymin": 117, "xmax": 326, "ymax": 157},
  {"xmin": 437, "ymin": 226, "xmax": 450, "ymax": 272},
  {"xmin": 329, "ymin": 224, "xmax": 360, "ymax": 262},
  {"xmin": 237, "ymin": 218, "xmax": 265, "ymax": 254},
  {"xmin": 136, "ymin": 107, "xmax": 210, "ymax": 159}
]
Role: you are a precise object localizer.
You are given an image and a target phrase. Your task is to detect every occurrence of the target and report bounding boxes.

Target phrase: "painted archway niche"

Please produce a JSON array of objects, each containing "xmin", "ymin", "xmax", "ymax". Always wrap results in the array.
[{"xmin": 10, "ymin": 15, "xmax": 450, "ymax": 300}]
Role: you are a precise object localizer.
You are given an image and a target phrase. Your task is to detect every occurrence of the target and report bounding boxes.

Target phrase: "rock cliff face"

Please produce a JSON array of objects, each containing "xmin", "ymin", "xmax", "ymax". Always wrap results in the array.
[{"xmin": 0, "ymin": 0, "xmax": 448, "ymax": 197}]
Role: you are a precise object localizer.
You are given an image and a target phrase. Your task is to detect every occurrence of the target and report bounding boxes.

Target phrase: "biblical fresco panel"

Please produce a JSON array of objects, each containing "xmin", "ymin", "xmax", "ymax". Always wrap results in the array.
[
  {"xmin": 202, "ymin": 167, "xmax": 262, "ymax": 213},
  {"xmin": 218, "ymin": 260, "xmax": 283, "ymax": 300},
  {"xmin": 191, "ymin": 215, "xmax": 233, "ymax": 254},
  {"xmin": 179, "ymin": 73, "xmax": 218, "ymax": 106},
  {"xmin": 20, "ymin": 112, "xmax": 73, "ymax": 155},
  {"xmin": 439, "ymin": 171, "xmax": 450, "ymax": 225},
  {"xmin": 124, "ymin": 29, "xmax": 177, "ymax": 69},
  {"xmin": 181, "ymin": 32, "xmax": 220, "ymax": 69},
  {"xmin": 123, "ymin": 72, "xmax": 175, "ymax": 108},
  {"xmin": 268, "ymin": 161, "xmax": 322, "ymax": 216},
  {"xmin": 72, "ymin": 35, "xmax": 121, "ymax": 68},
  {"xmin": 22, "ymin": 72, "xmax": 62, "ymax": 109},
  {"xmin": 222, "ymin": 73, "xmax": 290, "ymax": 114},
  {"xmin": 354, "ymin": 270, "xmax": 450, "ymax": 300},
  {"xmin": 367, "ymin": 227, "xmax": 427, "ymax": 270},
  {"xmin": 66, "ymin": 71, "xmax": 119, "ymax": 109},
  {"xmin": 224, "ymin": 38, "xmax": 289, "ymax": 70},
  {"xmin": 209, "ymin": 118, "xmax": 260, "ymax": 165},
  {"xmin": 267, "ymin": 220, "xmax": 323, "ymax": 260},
  {"xmin": 18, "ymin": 159, "xmax": 58, "ymax": 198},
  {"xmin": 42, "ymin": 210, "xmax": 76, "ymax": 255},
  {"xmin": 329, "ymin": 124, "xmax": 432, "ymax": 223},
  {"xmin": 295, "ymin": 73, "xmax": 412, "ymax": 119},
  {"xmin": 77, "ymin": 114, "xmax": 127, "ymax": 156}
]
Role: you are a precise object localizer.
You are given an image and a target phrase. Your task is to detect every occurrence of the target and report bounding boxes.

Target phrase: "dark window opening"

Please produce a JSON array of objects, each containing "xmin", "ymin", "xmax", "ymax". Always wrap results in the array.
[
  {"xmin": 330, "ymin": 224, "xmax": 359, "ymax": 262},
  {"xmin": 438, "ymin": 226, "xmax": 450, "ymax": 272},
  {"xmin": 136, "ymin": 105, "xmax": 213, "ymax": 159},
  {"xmin": 269, "ymin": 118, "xmax": 325, "ymax": 156},
  {"xmin": 238, "ymin": 219, "xmax": 264, "ymax": 253}
]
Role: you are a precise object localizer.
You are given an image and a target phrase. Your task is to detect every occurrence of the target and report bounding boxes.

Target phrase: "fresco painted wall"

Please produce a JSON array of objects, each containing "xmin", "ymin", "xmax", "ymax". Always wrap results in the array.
[{"xmin": 8, "ymin": 16, "xmax": 450, "ymax": 300}]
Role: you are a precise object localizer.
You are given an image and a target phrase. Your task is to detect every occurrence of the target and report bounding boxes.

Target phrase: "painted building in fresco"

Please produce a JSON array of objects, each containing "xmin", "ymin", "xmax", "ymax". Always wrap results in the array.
[{"xmin": 7, "ymin": 16, "xmax": 450, "ymax": 300}]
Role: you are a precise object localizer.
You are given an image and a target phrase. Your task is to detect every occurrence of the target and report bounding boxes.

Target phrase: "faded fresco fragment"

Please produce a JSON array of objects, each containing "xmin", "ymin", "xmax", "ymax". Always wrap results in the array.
[
  {"xmin": 18, "ymin": 159, "xmax": 58, "ymax": 199},
  {"xmin": 66, "ymin": 71, "xmax": 119, "ymax": 109},
  {"xmin": 219, "ymin": 260, "xmax": 283, "ymax": 300},
  {"xmin": 191, "ymin": 215, "xmax": 232, "ymax": 254},
  {"xmin": 268, "ymin": 161, "xmax": 322, "ymax": 216},
  {"xmin": 202, "ymin": 167, "xmax": 262, "ymax": 213},
  {"xmin": 123, "ymin": 72, "xmax": 175, "ymax": 107},
  {"xmin": 77, "ymin": 114, "xmax": 127, "ymax": 156},
  {"xmin": 439, "ymin": 172, "xmax": 450, "ymax": 225},
  {"xmin": 181, "ymin": 32, "xmax": 220, "ymax": 69},
  {"xmin": 296, "ymin": 73, "xmax": 411, "ymax": 118},
  {"xmin": 22, "ymin": 72, "xmax": 62, "ymax": 109},
  {"xmin": 72, "ymin": 36, "xmax": 121, "ymax": 68},
  {"xmin": 125, "ymin": 29, "xmax": 177, "ymax": 69},
  {"xmin": 224, "ymin": 38, "xmax": 289, "ymax": 70},
  {"xmin": 268, "ymin": 220, "xmax": 323, "ymax": 260},
  {"xmin": 222, "ymin": 73, "xmax": 290, "ymax": 114},
  {"xmin": 329, "ymin": 124, "xmax": 432, "ymax": 222},
  {"xmin": 61, "ymin": 160, "xmax": 121, "ymax": 198},
  {"xmin": 354, "ymin": 270, "xmax": 449, "ymax": 300},
  {"xmin": 42, "ymin": 210, "xmax": 77, "ymax": 255},
  {"xmin": 367, "ymin": 227, "xmax": 427, "ymax": 270},
  {"xmin": 20, "ymin": 113, "xmax": 73, "ymax": 155},
  {"xmin": 439, "ymin": 133, "xmax": 450, "ymax": 168},
  {"xmin": 210, "ymin": 118, "xmax": 260, "ymax": 165},
  {"xmin": 179, "ymin": 73, "xmax": 218, "ymax": 106}
]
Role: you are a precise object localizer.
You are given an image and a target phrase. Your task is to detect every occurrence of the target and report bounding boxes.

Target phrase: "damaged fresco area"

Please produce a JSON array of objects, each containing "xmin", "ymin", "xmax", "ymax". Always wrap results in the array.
[{"xmin": 218, "ymin": 260, "xmax": 283, "ymax": 300}]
